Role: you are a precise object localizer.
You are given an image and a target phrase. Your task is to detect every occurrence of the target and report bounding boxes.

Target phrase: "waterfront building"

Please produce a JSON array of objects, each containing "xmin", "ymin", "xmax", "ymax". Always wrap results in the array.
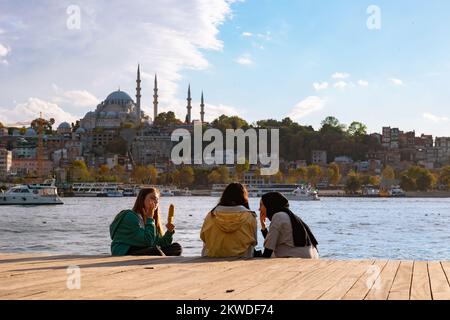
[
  {"xmin": 0, "ymin": 149, "xmax": 12, "ymax": 178},
  {"xmin": 311, "ymin": 150, "xmax": 327, "ymax": 165}
]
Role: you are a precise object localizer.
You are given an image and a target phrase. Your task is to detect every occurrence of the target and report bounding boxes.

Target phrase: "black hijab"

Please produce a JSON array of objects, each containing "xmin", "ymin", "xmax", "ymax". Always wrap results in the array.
[{"xmin": 261, "ymin": 192, "xmax": 318, "ymax": 249}]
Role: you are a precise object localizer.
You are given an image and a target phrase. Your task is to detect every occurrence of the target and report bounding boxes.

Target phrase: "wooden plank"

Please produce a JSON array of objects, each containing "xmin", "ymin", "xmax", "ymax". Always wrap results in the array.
[
  {"xmin": 410, "ymin": 261, "xmax": 432, "ymax": 300},
  {"xmin": 428, "ymin": 261, "xmax": 450, "ymax": 300},
  {"xmin": 319, "ymin": 261, "xmax": 376, "ymax": 300},
  {"xmin": 388, "ymin": 260, "xmax": 413, "ymax": 300},
  {"xmin": 212, "ymin": 259, "xmax": 324, "ymax": 300},
  {"xmin": 365, "ymin": 260, "xmax": 401, "ymax": 300},
  {"xmin": 342, "ymin": 260, "xmax": 388, "ymax": 300}
]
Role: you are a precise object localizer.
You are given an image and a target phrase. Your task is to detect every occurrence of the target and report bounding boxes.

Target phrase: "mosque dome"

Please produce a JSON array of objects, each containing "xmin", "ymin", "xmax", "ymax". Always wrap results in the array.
[
  {"xmin": 25, "ymin": 127, "xmax": 37, "ymax": 137},
  {"xmin": 105, "ymin": 90, "xmax": 133, "ymax": 104},
  {"xmin": 75, "ymin": 127, "xmax": 86, "ymax": 134},
  {"xmin": 58, "ymin": 122, "xmax": 71, "ymax": 130}
]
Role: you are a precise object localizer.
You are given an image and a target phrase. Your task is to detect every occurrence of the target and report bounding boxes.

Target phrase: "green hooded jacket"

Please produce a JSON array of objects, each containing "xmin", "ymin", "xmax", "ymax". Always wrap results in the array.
[{"xmin": 109, "ymin": 210, "xmax": 174, "ymax": 256}]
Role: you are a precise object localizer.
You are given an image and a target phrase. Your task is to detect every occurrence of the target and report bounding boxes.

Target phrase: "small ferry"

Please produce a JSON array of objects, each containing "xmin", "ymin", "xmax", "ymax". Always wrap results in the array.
[
  {"xmin": 97, "ymin": 186, "xmax": 124, "ymax": 198},
  {"xmin": 285, "ymin": 186, "xmax": 320, "ymax": 201},
  {"xmin": 0, "ymin": 179, "xmax": 64, "ymax": 205},
  {"xmin": 389, "ymin": 187, "xmax": 406, "ymax": 197}
]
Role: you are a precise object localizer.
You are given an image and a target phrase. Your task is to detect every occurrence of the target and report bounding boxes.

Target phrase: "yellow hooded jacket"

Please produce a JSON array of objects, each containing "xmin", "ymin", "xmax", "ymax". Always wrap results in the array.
[{"xmin": 200, "ymin": 205, "xmax": 257, "ymax": 258}]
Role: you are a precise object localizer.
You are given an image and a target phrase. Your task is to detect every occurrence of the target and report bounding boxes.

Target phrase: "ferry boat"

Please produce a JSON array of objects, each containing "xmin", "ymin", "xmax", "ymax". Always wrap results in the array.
[
  {"xmin": 389, "ymin": 187, "xmax": 406, "ymax": 197},
  {"xmin": 173, "ymin": 187, "xmax": 192, "ymax": 196},
  {"xmin": 97, "ymin": 186, "xmax": 124, "ymax": 197},
  {"xmin": 285, "ymin": 186, "xmax": 320, "ymax": 201},
  {"xmin": 122, "ymin": 186, "xmax": 140, "ymax": 197},
  {"xmin": 160, "ymin": 188, "xmax": 175, "ymax": 197},
  {"xmin": 210, "ymin": 183, "xmax": 320, "ymax": 201},
  {"xmin": 0, "ymin": 179, "xmax": 64, "ymax": 205}
]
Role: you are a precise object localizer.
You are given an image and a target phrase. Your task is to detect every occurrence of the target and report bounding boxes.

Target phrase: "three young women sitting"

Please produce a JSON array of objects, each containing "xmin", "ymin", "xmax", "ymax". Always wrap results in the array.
[{"xmin": 109, "ymin": 188, "xmax": 182, "ymax": 256}]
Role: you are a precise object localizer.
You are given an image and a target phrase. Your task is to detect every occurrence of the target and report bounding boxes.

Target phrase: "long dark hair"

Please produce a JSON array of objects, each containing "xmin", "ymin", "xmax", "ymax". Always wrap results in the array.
[
  {"xmin": 215, "ymin": 182, "xmax": 250, "ymax": 210},
  {"xmin": 261, "ymin": 192, "xmax": 318, "ymax": 248},
  {"xmin": 132, "ymin": 188, "xmax": 163, "ymax": 235}
]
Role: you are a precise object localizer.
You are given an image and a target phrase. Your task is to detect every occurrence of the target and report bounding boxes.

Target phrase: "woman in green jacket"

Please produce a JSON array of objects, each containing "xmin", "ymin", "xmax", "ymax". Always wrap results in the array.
[{"xmin": 110, "ymin": 188, "xmax": 182, "ymax": 256}]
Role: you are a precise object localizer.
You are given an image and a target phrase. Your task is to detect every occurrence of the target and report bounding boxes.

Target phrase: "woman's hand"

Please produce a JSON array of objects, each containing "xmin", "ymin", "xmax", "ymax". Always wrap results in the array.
[
  {"xmin": 166, "ymin": 223, "xmax": 175, "ymax": 233},
  {"xmin": 260, "ymin": 212, "xmax": 267, "ymax": 230},
  {"xmin": 145, "ymin": 200, "xmax": 156, "ymax": 218}
]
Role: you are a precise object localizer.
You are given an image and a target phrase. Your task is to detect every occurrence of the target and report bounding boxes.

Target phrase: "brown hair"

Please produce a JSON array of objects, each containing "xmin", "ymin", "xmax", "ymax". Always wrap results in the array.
[
  {"xmin": 132, "ymin": 188, "xmax": 164, "ymax": 236},
  {"xmin": 217, "ymin": 182, "xmax": 250, "ymax": 209}
]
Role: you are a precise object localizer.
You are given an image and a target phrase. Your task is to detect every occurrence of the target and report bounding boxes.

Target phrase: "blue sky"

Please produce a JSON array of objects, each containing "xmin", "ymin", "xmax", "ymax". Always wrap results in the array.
[{"xmin": 0, "ymin": 0, "xmax": 449, "ymax": 136}]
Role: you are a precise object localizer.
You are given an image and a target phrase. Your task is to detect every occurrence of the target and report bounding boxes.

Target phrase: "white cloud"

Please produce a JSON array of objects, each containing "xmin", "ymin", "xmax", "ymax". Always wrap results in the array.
[
  {"xmin": 332, "ymin": 72, "xmax": 350, "ymax": 79},
  {"xmin": 0, "ymin": 43, "xmax": 10, "ymax": 64},
  {"xmin": 423, "ymin": 113, "xmax": 449, "ymax": 123},
  {"xmin": 334, "ymin": 81, "xmax": 348, "ymax": 89},
  {"xmin": 55, "ymin": 90, "xmax": 100, "ymax": 108},
  {"xmin": 202, "ymin": 103, "xmax": 243, "ymax": 122},
  {"xmin": 390, "ymin": 78, "xmax": 404, "ymax": 86},
  {"xmin": 236, "ymin": 54, "xmax": 253, "ymax": 65},
  {"xmin": 288, "ymin": 96, "xmax": 326, "ymax": 120},
  {"xmin": 242, "ymin": 32, "xmax": 253, "ymax": 37},
  {"xmin": 313, "ymin": 82, "xmax": 329, "ymax": 91},
  {"xmin": 358, "ymin": 80, "xmax": 369, "ymax": 87},
  {"xmin": 0, "ymin": 98, "xmax": 78, "ymax": 127},
  {"xmin": 0, "ymin": 0, "xmax": 237, "ymax": 121}
]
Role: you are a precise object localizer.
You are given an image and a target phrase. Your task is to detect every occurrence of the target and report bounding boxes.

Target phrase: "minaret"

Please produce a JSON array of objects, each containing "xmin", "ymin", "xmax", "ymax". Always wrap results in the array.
[
  {"xmin": 186, "ymin": 84, "xmax": 192, "ymax": 124},
  {"xmin": 136, "ymin": 64, "xmax": 142, "ymax": 123},
  {"xmin": 153, "ymin": 74, "xmax": 158, "ymax": 122},
  {"xmin": 200, "ymin": 91, "xmax": 205, "ymax": 123}
]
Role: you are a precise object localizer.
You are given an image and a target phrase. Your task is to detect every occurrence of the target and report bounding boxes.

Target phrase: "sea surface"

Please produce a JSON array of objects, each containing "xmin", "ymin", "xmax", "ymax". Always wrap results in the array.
[{"xmin": 0, "ymin": 197, "xmax": 449, "ymax": 260}]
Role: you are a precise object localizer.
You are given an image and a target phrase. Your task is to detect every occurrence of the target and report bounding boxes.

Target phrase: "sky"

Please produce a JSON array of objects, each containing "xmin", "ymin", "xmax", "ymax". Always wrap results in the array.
[{"xmin": 0, "ymin": 0, "xmax": 449, "ymax": 136}]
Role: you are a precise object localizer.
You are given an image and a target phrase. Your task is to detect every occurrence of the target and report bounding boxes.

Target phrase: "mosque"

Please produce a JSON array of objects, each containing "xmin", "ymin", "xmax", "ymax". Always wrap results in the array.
[{"xmin": 78, "ymin": 65, "xmax": 206, "ymax": 131}]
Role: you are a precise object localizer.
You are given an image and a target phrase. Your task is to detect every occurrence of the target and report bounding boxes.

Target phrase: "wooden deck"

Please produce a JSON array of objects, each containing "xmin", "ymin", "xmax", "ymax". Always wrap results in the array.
[{"xmin": 0, "ymin": 253, "xmax": 449, "ymax": 300}]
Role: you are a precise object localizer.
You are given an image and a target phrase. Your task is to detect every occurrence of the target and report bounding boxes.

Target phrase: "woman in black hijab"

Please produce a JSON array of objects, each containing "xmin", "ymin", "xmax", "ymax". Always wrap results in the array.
[{"xmin": 256, "ymin": 192, "xmax": 319, "ymax": 259}]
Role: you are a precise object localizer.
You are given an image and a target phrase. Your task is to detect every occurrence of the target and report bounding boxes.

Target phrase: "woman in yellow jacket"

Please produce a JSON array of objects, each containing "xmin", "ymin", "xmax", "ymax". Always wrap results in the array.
[{"xmin": 200, "ymin": 183, "xmax": 257, "ymax": 258}]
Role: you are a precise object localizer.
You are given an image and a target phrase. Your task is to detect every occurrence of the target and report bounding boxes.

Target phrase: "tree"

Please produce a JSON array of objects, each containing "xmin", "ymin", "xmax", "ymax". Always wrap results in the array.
[
  {"xmin": 400, "ymin": 174, "xmax": 416, "ymax": 191},
  {"xmin": 178, "ymin": 166, "xmax": 194, "ymax": 187},
  {"xmin": 235, "ymin": 161, "xmax": 250, "ymax": 181},
  {"xmin": 382, "ymin": 166, "xmax": 395, "ymax": 180},
  {"xmin": 347, "ymin": 121, "xmax": 368, "ymax": 137},
  {"xmin": 327, "ymin": 163, "xmax": 341, "ymax": 185},
  {"xmin": 69, "ymin": 160, "xmax": 91, "ymax": 182},
  {"xmin": 320, "ymin": 116, "xmax": 346, "ymax": 131},
  {"xmin": 154, "ymin": 112, "xmax": 183, "ymax": 127},
  {"xmin": 106, "ymin": 136, "xmax": 128, "ymax": 156},
  {"xmin": 345, "ymin": 171, "xmax": 361, "ymax": 194},
  {"xmin": 360, "ymin": 175, "xmax": 380, "ymax": 186},
  {"xmin": 439, "ymin": 166, "xmax": 450, "ymax": 190},
  {"xmin": 211, "ymin": 115, "xmax": 249, "ymax": 132},
  {"xmin": 400, "ymin": 166, "xmax": 434, "ymax": 192},
  {"xmin": 131, "ymin": 165, "xmax": 156, "ymax": 184},
  {"xmin": 307, "ymin": 165, "xmax": 322, "ymax": 186},
  {"xmin": 208, "ymin": 170, "xmax": 221, "ymax": 184}
]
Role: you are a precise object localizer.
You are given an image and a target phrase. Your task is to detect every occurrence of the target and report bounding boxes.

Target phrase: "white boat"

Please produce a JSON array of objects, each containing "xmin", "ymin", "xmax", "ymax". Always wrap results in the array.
[
  {"xmin": 0, "ymin": 179, "xmax": 63, "ymax": 205},
  {"xmin": 284, "ymin": 186, "xmax": 320, "ymax": 201},
  {"xmin": 72, "ymin": 183, "xmax": 106, "ymax": 197},
  {"xmin": 173, "ymin": 187, "xmax": 192, "ymax": 196},
  {"xmin": 389, "ymin": 187, "xmax": 406, "ymax": 197},
  {"xmin": 160, "ymin": 188, "xmax": 175, "ymax": 197}
]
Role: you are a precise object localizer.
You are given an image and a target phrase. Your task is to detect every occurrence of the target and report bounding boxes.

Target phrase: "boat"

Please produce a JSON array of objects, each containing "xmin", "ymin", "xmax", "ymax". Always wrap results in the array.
[
  {"xmin": 0, "ymin": 179, "xmax": 64, "ymax": 205},
  {"xmin": 173, "ymin": 187, "xmax": 192, "ymax": 196},
  {"xmin": 389, "ymin": 187, "xmax": 406, "ymax": 197},
  {"xmin": 284, "ymin": 186, "xmax": 320, "ymax": 201},
  {"xmin": 122, "ymin": 186, "xmax": 139, "ymax": 197},
  {"xmin": 97, "ymin": 186, "xmax": 123, "ymax": 198},
  {"xmin": 363, "ymin": 186, "xmax": 380, "ymax": 197},
  {"xmin": 160, "ymin": 188, "xmax": 175, "ymax": 197},
  {"xmin": 72, "ymin": 183, "xmax": 107, "ymax": 197}
]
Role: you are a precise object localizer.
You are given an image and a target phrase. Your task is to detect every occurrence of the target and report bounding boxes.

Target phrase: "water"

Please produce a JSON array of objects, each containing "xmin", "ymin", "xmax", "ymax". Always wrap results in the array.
[{"xmin": 0, "ymin": 197, "xmax": 449, "ymax": 260}]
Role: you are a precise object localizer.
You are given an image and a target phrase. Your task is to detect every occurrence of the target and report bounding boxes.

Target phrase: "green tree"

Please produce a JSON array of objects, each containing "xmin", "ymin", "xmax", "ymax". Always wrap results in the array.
[
  {"xmin": 345, "ymin": 171, "xmax": 362, "ymax": 194},
  {"xmin": 400, "ymin": 174, "xmax": 416, "ymax": 191},
  {"xmin": 211, "ymin": 115, "xmax": 249, "ymax": 132},
  {"xmin": 154, "ymin": 112, "xmax": 183, "ymax": 127},
  {"xmin": 347, "ymin": 121, "xmax": 368, "ymax": 137},
  {"xmin": 321, "ymin": 116, "xmax": 346, "ymax": 131},
  {"xmin": 208, "ymin": 170, "xmax": 221, "ymax": 185}
]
